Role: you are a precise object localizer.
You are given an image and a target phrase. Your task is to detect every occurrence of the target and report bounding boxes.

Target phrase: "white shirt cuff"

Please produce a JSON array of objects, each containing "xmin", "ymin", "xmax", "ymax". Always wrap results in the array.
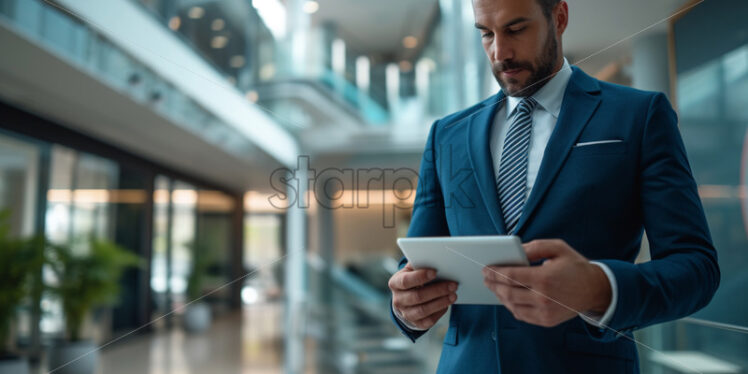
[
  {"xmin": 392, "ymin": 300, "xmax": 428, "ymax": 331},
  {"xmin": 579, "ymin": 261, "xmax": 618, "ymax": 328}
]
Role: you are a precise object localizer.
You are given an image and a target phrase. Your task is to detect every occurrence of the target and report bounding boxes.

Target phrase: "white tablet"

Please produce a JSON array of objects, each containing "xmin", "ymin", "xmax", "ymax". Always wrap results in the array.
[{"xmin": 396, "ymin": 235, "xmax": 529, "ymax": 305}]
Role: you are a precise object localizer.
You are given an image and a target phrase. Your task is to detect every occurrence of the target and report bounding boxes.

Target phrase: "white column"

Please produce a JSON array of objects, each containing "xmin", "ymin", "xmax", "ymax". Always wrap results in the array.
[
  {"xmin": 286, "ymin": 0, "xmax": 311, "ymax": 76},
  {"xmin": 631, "ymin": 31, "xmax": 671, "ymax": 98},
  {"xmin": 284, "ymin": 161, "xmax": 309, "ymax": 374},
  {"xmin": 386, "ymin": 63, "xmax": 401, "ymax": 115},
  {"xmin": 631, "ymin": 30, "xmax": 672, "ymax": 265},
  {"xmin": 356, "ymin": 56, "xmax": 371, "ymax": 94}
]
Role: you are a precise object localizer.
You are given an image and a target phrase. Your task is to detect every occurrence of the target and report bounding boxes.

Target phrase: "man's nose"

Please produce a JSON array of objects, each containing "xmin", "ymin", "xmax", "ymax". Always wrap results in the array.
[{"xmin": 491, "ymin": 37, "xmax": 514, "ymax": 63}]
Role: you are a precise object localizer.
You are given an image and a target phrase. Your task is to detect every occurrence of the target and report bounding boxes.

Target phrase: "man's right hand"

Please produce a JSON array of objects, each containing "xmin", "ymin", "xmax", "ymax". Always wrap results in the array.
[{"xmin": 388, "ymin": 263, "xmax": 458, "ymax": 330}]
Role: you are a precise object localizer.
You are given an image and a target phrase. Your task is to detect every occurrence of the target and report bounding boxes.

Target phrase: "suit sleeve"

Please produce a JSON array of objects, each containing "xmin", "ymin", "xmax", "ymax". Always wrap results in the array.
[
  {"xmin": 390, "ymin": 120, "xmax": 451, "ymax": 342},
  {"xmin": 596, "ymin": 93, "xmax": 721, "ymax": 340}
]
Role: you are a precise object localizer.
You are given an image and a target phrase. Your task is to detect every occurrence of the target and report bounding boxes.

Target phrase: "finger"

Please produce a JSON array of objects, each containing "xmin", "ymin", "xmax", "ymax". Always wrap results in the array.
[
  {"xmin": 400, "ymin": 293, "xmax": 456, "ymax": 322},
  {"xmin": 389, "ymin": 267, "xmax": 436, "ymax": 290},
  {"xmin": 404, "ymin": 262, "xmax": 414, "ymax": 271},
  {"xmin": 411, "ymin": 307, "xmax": 450, "ymax": 330},
  {"xmin": 484, "ymin": 281, "xmax": 537, "ymax": 306},
  {"xmin": 483, "ymin": 266, "xmax": 535, "ymax": 287},
  {"xmin": 511, "ymin": 304, "xmax": 569, "ymax": 327},
  {"xmin": 395, "ymin": 281, "xmax": 458, "ymax": 307},
  {"xmin": 509, "ymin": 304, "xmax": 538, "ymax": 324},
  {"xmin": 523, "ymin": 239, "xmax": 567, "ymax": 262}
]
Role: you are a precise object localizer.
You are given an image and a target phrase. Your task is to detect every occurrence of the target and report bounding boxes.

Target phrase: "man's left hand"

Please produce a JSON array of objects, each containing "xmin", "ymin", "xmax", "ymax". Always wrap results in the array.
[{"xmin": 483, "ymin": 239, "xmax": 612, "ymax": 328}]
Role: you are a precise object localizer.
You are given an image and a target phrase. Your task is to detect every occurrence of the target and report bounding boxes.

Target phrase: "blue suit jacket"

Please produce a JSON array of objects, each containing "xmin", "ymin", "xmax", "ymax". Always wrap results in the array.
[{"xmin": 391, "ymin": 67, "xmax": 720, "ymax": 373}]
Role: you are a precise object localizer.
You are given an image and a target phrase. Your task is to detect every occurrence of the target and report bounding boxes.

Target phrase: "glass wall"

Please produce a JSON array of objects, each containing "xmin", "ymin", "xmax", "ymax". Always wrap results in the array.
[
  {"xmin": 150, "ymin": 175, "xmax": 171, "ymax": 324},
  {"xmin": 169, "ymin": 180, "xmax": 197, "ymax": 313},
  {"xmin": 0, "ymin": 132, "xmax": 40, "ymax": 237},
  {"xmin": 0, "ymin": 131, "xmax": 42, "ymax": 347},
  {"xmin": 0, "ymin": 116, "xmax": 242, "ymax": 361},
  {"xmin": 195, "ymin": 189, "xmax": 236, "ymax": 309},
  {"xmin": 150, "ymin": 178, "xmax": 239, "ymax": 324},
  {"xmin": 635, "ymin": 1, "xmax": 748, "ymax": 372},
  {"xmin": 243, "ymin": 213, "xmax": 283, "ymax": 305},
  {"xmin": 42, "ymin": 146, "xmax": 122, "ymax": 340}
]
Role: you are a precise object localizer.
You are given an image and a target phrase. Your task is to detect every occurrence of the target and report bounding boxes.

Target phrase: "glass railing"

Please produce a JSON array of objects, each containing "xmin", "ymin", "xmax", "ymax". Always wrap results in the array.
[
  {"xmin": 318, "ymin": 69, "xmax": 390, "ymax": 125},
  {"xmin": 305, "ymin": 254, "xmax": 446, "ymax": 374},
  {"xmin": 0, "ymin": 0, "xmax": 255, "ymax": 159},
  {"xmin": 126, "ymin": 0, "xmax": 454, "ymax": 128},
  {"xmin": 635, "ymin": 318, "xmax": 747, "ymax": 373},
  {"xmin": 307, "ymin": 251, "xmax": 748, "ymax": 373}
]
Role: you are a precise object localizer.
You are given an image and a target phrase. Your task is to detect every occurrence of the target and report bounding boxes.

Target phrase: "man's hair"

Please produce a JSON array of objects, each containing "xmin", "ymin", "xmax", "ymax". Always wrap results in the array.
[{"xmin": 536, "ymin": 0, "xmax": 560, "ymax": 19}]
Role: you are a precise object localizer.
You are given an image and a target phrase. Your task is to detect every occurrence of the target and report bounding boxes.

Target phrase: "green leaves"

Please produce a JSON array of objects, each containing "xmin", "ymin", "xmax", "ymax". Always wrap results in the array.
[
  {"xmin": 1, "ymin": 208, "xmax": 141, "ymax": 343},
  {"xmin": 46, "ymin": 239, "xmax": 141, "ymax": 341},
  {"xmin": 0, "ymin": 210, "xmax": 45, "ymax": 355}
]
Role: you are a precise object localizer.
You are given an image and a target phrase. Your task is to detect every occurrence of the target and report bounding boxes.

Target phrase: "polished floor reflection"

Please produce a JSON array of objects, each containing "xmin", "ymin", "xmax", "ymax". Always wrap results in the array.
[{"xmin": 99, "ymin": 303, "xmax": 284, "ymax": 374}]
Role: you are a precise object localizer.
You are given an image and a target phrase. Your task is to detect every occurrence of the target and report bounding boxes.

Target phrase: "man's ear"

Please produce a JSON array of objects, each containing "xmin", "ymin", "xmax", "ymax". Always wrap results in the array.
[{"xmin": 554, "ymin": 1, "xmax": 569, "ymax": 36}]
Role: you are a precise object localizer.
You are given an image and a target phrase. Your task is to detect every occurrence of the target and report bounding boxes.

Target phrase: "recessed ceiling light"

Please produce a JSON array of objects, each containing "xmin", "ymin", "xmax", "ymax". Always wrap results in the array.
[
  {"xmin": 230, "ymin": 55, "xmax": 246, "ymax": 68},
  {"xmin": 168, "ymin": 16, "xmax": 181, "ymax": 30},
  {"xmin": 246, "ymin": 90, "xmax": 259, "ymax": 102},
  {"xmin": 211, "ymin": 35, "xmax": 229, "ymax": 49},
  {"xmin": 260, "ymin": 64, "xmax": 276, "ymax": 80},
  {"xmin": 188, "ymin": 6, "xmax": 204, "ymax": 19},
  {"xmin": 399, "ymin": 60, "xmax": 413, "ymax": 72},
  {"xmin": 403, "ymin": 36, "xmax": 418, "ymax": 49},
  {"xmin": 303, "ymin": 1, "xmax": 319, "ymax": 14},
  {"xmin": 211, "ymin": 18, "xmax": 225, "ymax": 31}
]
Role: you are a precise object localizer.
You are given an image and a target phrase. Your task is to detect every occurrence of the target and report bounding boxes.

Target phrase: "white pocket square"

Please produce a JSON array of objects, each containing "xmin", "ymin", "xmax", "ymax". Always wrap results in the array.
[{"xmin": 574, "ymin": 139, "xmax": 623, "ymax": 147}]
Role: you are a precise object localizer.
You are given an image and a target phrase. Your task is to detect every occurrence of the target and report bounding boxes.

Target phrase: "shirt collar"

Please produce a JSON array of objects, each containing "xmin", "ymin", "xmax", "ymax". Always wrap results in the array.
[{"xmin": 505, "ymin": 57, "xmax": 572, "ymax": 119}]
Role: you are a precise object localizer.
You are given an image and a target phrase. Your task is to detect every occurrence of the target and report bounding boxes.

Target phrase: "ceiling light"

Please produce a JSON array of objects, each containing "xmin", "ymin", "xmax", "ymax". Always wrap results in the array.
[
  {"xmin": 260, "ymin": 64, "xmax": 276, "ymax": 80},
  {"xmin": 252, "ymin": 0, "xmax": 287, "ymax": 39},
  {"xmin": 418, "ymin": 57, "xmax": 436, "ymax": 72},
  {"xmin": 230, "ymin": 55, "xmax": 246, "ymax": 68},
  {"xmin": 168, "ymin": 16, "xmax": 181, "ymax": 30},
  {"xmin": 188, "ymin": 6, "xmax": 204, "ymax": 19},
  {"xmin": 303, "ymin": 1, "xmax": 319, "ymax": 14},
  {"xmin": 211, "ymin": 35, "xmax": 229, "ymax": 49},
  {"xmin": 246, "ymin": 90, "xmax": 259, "ymax": 102},
  {"xmin": 211, "ymin": 18, "xmax": 225, "ymax": 31},
  {"xmin": 399, "ymin": 60, "xmax": 413, "ymax": 72},
  {"xmin": 403, "ymin": 36, "xmax": 418, "ymax": 49}
]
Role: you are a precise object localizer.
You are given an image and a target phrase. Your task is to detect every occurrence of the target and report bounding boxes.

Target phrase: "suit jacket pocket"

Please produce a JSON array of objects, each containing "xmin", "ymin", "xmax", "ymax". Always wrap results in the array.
[
  {"xmin": 570, "ymin": 140, "xmax": 627, "ymax": 156},
  {"xmin": 564, "ymin": 332, "xmax": 636, "ymax": 361}
]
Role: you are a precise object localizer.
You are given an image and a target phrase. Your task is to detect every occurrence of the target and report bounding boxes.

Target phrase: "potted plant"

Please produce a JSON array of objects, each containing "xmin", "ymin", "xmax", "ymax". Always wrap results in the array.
[
  {"xmin": 183, "ymin": 241, "xmax": 213, "ymax": 333},
  {"xmin": 45, "ymin": 239, "xmax": 140, "ymax": 374},
  {"xmin": 0, "ymin": 211, "xmax": 44, "ymax": 374}
]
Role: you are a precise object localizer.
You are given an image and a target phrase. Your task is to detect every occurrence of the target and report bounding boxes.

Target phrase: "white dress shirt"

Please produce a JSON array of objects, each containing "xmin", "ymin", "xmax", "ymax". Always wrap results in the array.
[{"xmin": 395, "ymin": 58, "xmax": 617, "ymax": 331}]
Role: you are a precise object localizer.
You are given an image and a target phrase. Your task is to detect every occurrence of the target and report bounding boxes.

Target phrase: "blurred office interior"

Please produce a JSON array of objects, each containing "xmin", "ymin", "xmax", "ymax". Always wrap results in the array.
[{"xmin": 0, "ymin": 0, "xmax": 747, "ymax": 373}]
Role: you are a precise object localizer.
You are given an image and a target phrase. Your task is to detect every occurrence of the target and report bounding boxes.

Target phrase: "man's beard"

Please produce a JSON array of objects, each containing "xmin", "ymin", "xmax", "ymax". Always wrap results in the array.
[{"xmin": 492, "ymin": 27, "xmax": 559, "ymax": 97}]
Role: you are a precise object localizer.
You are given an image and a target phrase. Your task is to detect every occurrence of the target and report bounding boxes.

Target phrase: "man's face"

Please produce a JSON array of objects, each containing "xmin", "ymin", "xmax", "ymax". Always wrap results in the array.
[{"xmin": 473, "ymin": 0, "xmax": 564, "ymax": 97}]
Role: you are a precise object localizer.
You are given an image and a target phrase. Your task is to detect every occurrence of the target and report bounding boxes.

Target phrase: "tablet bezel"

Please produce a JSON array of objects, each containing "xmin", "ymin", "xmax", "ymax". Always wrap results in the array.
[{"xmin": 396, "ymin": 235, "xmax": 529, "ymax": 305}]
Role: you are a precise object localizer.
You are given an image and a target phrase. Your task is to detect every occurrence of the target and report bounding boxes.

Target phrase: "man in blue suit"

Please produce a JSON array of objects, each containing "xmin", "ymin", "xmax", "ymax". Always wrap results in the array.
[{"xmin": 387, "ymin": 0, "xmax": 720, "ymax": 372}]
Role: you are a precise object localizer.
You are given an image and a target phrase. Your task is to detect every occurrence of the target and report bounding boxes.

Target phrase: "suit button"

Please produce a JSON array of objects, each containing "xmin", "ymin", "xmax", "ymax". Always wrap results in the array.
[{"xmin": 491, "ymin": 331, "xmax": 497, "ymax": 341}]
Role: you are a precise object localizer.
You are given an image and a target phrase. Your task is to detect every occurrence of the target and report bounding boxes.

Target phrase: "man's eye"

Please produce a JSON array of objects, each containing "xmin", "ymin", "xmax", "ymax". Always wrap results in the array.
[
  {"xmin": 507, "ymin": 27, "xmax": 526, "ymax": 34},
  {"xmin": 481, "ymin": 32, "xmax": 493, "ymax": 39}
]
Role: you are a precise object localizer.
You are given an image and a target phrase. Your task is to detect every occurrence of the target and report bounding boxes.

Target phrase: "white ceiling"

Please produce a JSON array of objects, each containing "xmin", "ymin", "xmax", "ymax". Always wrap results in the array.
[
  {"xmin": 311, "ymin": 0, "xmax": 691, "ymax": 67},
  {"xmin": 311, "ymin": 0, "xmax": 439, "ymax": 57}
]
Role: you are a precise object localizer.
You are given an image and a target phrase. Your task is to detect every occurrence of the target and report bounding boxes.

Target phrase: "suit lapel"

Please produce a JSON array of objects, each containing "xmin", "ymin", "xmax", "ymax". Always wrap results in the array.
[
  {"xmin": 513, "ymin": 67, "xmax": 602, "ymax": 235},
  {"xmin": 466, "ymin": 92, "xmax": 507, "ymax": 234}
]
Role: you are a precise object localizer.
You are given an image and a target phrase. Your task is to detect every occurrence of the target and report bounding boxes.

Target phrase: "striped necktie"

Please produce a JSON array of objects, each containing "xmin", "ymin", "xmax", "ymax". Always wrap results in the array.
[{"xmin": 497, "ymin": 97, "xmax": 538, "ymax": 234}]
